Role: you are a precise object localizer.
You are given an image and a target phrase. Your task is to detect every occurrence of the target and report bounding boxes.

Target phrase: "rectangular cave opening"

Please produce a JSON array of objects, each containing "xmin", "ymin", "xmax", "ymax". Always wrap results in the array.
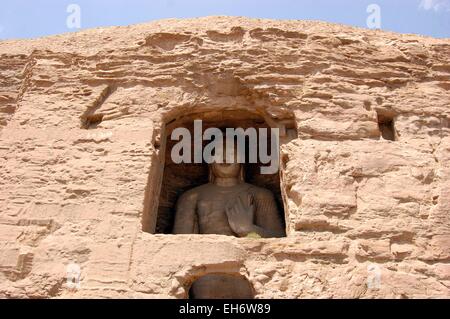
[
  {"xmin": 143, "ymin": 109, "xmax": 296, "ymax": 238},
  {"xmin": 377, "ymin": 112, "xmax": 397, "ymax": 141}
]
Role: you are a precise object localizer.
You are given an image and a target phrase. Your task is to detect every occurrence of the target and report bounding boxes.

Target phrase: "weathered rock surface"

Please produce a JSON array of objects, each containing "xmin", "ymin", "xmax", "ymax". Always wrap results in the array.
[{"xmin": 0, "ymin": 16, "xmax": 449, "ymax": 298}]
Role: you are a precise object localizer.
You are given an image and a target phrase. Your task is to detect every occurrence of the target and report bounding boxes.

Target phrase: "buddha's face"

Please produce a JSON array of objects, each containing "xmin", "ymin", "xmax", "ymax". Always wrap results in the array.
[
  {"xmin": 210, "ymin": 143, "xmax": 242, "ymax": 178},
  {"xmin": 211, "ymin": 162, "xmax": 241, "ymax": 178}
]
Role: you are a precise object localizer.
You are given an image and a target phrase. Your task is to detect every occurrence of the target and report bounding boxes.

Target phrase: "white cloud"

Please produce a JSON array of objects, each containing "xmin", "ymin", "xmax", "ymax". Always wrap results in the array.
[{"xmin": 419, "ymin": 0, "xmax": 450, "ymax": 12}]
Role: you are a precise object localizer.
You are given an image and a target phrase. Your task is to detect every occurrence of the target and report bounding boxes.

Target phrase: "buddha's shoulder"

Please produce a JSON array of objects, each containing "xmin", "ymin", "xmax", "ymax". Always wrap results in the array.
[
  {"xmin": 178, "ymin": 183, "xmax": 211, "ymax": 200},
  {"xmin": 243, "ymin": 183, "xmax": 275, "ymax": 199}
]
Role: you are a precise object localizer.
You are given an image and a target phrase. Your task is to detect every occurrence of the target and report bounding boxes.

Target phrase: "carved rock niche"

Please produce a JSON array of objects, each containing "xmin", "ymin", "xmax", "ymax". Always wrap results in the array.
[
  {"xmin": 189, "ymin": 274, "xmax": 254, "ymax": 299},
  {"xmin": 141, "ymin": 108, "xmax": 297, "ymax": 235}
]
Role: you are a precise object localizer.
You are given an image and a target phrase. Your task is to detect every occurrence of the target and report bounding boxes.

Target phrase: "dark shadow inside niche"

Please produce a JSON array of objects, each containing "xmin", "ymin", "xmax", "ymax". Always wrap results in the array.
[
  {"xmin": 154, "ymin": 109, "xmax": 296, "ymax": 235},
  {"xmin": 189, "ymin": 274, "xmax": 254, "ymax": 299},
  {"xmin": 377, "ymin": 111, "xmax": 397, "ymax": 141}
]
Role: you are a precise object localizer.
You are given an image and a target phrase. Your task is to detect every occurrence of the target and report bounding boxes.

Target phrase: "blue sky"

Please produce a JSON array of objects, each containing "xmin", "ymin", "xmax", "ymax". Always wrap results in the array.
[{"xmin": 0, "ymin": 0, "xmax": 449, "ymax": 40}]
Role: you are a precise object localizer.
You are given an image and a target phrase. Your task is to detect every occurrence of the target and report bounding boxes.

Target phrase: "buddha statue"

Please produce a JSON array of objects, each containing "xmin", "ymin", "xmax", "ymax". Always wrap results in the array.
[{"xmin": 173, "ymin": 141, "xmax": 284, "ymax": 238}]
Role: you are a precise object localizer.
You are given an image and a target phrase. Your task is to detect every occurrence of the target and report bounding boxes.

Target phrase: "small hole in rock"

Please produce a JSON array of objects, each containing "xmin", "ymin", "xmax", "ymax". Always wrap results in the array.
[
  {"xmin": 84, "ymin": 114, "xmax": 104, "ymax": 129},
  {"xmin": 377, "ymin": 113, "xmax": 396, "ymax": 141},
  {"xmin": 432, "ymin": 196, "xmax": 439, "ymax": 205}
]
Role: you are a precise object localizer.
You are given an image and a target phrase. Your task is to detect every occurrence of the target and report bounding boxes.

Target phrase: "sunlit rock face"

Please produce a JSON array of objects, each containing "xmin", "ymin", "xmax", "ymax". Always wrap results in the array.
[{"xmin": 0, "ymin": 16, "xmax": 449, "ymax": 298}]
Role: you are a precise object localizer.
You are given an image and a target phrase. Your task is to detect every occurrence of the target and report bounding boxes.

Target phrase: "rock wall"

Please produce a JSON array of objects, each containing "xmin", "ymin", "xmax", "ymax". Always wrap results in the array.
[{"xmin": 0, "ymin": 16, "xmax": 449, "ymax": 298}]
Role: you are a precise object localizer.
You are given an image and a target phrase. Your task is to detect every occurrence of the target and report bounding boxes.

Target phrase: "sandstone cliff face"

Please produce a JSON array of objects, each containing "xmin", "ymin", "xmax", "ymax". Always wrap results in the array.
[{"xmin": 0, "ymin": 16, "xmax": 449, "ymax": 298}]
